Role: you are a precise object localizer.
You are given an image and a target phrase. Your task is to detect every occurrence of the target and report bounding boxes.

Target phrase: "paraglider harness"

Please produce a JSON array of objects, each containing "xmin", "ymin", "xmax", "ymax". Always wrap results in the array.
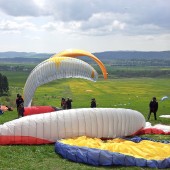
[
  {"xmin": 0, "ymin": 109, "xmax": 3, "ymax": 115},
  {"xmin": 0, "ymin": 104, "xmax": 3, "ymax": 115}
]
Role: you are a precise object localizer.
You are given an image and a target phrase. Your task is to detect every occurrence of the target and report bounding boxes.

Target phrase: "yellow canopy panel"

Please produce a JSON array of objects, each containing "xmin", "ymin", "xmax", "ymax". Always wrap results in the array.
[{"xmin": 61, "ymin": 136, "xmax": 170, "ymax": 160}]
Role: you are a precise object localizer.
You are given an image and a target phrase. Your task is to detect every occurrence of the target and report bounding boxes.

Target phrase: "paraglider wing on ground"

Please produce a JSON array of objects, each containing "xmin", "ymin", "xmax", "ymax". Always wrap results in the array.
[
  {"xmin": 0, "ymin": 108, "xmax": 145, "ymax": 145},
  {"xmin": 55, "ymin": 136, "xmax": 170, "ymax": 168},
  {"xmin": 23, "ymin": 106, "xmax": 59, "ymax": 116},
  {"xmin": 161, "ymin": 96, "xmax": 168, "ymax": 101}
]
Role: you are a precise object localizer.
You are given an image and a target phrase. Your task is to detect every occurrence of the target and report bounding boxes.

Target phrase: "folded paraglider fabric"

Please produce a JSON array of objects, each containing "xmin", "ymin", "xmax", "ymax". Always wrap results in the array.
[
  {"xmin": 55, "ymin": 136, "xmax": 170, "ymax": 169},
  {"xmin": 159, "ymin": 115, "xmax": 170, "ymax": 118},
  {"xmin": 136, "ymin": 122, "xmax": 170, "ymax": 135},
  {"xmin": 161, "ymin": 96, "xmax": 168, "ymax": 101},
  {"xmin": 23, "ymin": 106, "xmax": 56, "ymax": 116}
]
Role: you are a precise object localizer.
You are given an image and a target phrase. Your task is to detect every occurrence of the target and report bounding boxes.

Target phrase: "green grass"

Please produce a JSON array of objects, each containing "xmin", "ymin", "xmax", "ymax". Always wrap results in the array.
[{"xmin": 0, "ymin": 71, "xmax": 170, "ymax": 170}]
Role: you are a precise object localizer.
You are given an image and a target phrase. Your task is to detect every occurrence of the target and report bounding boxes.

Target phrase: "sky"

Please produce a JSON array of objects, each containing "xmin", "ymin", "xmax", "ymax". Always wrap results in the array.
[{"xmin": 0, "ymin": 0, "xmax": 170, "ymax": 53}]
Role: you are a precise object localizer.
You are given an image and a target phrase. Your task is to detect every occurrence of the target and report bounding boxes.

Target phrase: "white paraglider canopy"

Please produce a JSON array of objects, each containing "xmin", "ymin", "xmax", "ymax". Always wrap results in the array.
[
  {"xmin": 161, "ymin": 96, "xmax": 168, "ymax": 101},
  {"xmin": 23, "ymin": 57, "xmax": 98, "ymax": 107},
  {"xmin": 0, "ymin": 108, "xmax": 146, "ymax": 145}
]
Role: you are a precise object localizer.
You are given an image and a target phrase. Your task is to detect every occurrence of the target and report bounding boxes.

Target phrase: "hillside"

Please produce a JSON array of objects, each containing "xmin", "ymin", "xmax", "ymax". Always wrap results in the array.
[
  {"xmin": 0, "ymin": 51, "xmax": 52, "ymax": 58},
  {"xmin": 0, "ymin": 51, "xmax": 170, "ymax": 67}
]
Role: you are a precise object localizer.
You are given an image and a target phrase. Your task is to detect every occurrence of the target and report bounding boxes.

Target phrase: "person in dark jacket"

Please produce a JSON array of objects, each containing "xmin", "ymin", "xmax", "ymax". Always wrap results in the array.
[
  {"xmin": 91, "ymin": 98, "xmax": 96, "ymax": 108},
  {"xmin": 18, "ymin": 103, "xmax": 25, "ymax": 117},
  {"xmin": 61, "ymin": 98, "xmax": 67, "ymax": 110},
  {"xmin": 66, "ymin": 98, "xmax": 72, "ymax": 109},
  {"xmin": 147, "ymin": 97, "xmax": 158, "ymax": 120},
  {"xmin": 16, "ymin": 94, "xmax": 24, "ymax": 118}
]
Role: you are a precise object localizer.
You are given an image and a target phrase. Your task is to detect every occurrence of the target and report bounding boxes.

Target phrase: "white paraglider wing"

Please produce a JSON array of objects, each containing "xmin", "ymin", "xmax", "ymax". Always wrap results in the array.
[
  {"xmin": 0, "ymin": 108, "xmax": 146, "ymax": 145},
  {"xmin": 161, "ymin": 96, "xmax": 168, "ymax": 101},
  {"xmin": 23, "ymin": 57, "xmax": 98, "ymax": 107}
]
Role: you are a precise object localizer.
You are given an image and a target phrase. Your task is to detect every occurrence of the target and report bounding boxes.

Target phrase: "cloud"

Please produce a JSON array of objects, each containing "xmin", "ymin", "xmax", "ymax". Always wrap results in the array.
[
  {"xmin": 0, "ymin": 20, "xmax": 37, "ymax": 32},
  {"xmin": 24, "ymin": 35, "xmax": 41, "ymax": 40},
  {"xmin": 79, "ymin": 13, "xmax": 126, "ymax": 36},
  {"xmin": 0, "ymin": 0, "xmax": 169, "ymax": 32},
  {"xmin": 42, "ymin": 21, "xmax": 81, "ymax": 34},
  {"xmin": 112, "ymin": 20, "xmax": 126, "ymax": 30},
  {"xmin": 42, "ymin": 12, "xmax": 126, "ymax": 36},
  {"xmin": 130, "ymin": 1, "xmax": 170, "ymax": 28},
  {"xmin": 44, "ymin": 0, "xmax": 94, "ymax": 21},
  {"xmin": 0, "ymin": 0, "xmax": 169, "ymax": 52},
  {"xmin": 0, "ymin": 0, "xmax": 47, "ymax": 16}
]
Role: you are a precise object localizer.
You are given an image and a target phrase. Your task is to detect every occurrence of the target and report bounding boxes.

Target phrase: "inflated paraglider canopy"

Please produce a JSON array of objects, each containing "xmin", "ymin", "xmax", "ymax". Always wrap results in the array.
[
  {"xmin": 0, "ymin": 108, "xmax": 145, "ymax": 145},
  {"xmin": 51, "ymin": 49, "xmax": 108, "ymax": 79},
  {"xmin": 23, "ymin": 57, "xmax": 98, "ymax": 107}
]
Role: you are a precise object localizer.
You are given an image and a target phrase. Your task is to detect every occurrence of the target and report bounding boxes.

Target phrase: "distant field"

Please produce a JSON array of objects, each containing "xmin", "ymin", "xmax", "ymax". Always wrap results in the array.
[
  {"xmin": 1, "ymin": 70, "xmax": 170, "ymax": 123},
  {"xmin": 0, "ymin": 70, "xmax": 170, "ymax": 170}
]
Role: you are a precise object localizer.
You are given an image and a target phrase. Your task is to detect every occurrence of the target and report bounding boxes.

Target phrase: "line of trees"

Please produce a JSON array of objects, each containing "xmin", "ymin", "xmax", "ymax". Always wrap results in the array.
[{"xmin": 0, "ymin": 73, "xmax": 9, "ymax": 96}]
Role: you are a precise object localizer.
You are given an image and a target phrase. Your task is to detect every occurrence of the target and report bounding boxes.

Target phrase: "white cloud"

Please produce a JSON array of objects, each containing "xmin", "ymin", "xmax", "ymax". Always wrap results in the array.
[
  {"xmin": 0, "ymin": 0, "xmax": 45, "ymax": 16},
  {"xmin": 0, "ymin": 20, "xmax": 20, "ymax": 31},
  {"xmin": 0, "ymin": 20, "xmax": 37, "ymax": 32},
  {"xmin": 111, "ymin": 20, "xmax": 126, "ymax": 30},
  {"xmin": 42, "ymin": 21, "xmax": 81, "ymax": 34},
  {"xmin": 24, "ymin": 35, "xmax": 41, "ymax": 40},
  {"xmin": 0, "ymin": 0, "xmax": 169, "ymax": 52},
  {"xmin": 77, "ymin": 13, "xmax": 127, "ymax": 35}
]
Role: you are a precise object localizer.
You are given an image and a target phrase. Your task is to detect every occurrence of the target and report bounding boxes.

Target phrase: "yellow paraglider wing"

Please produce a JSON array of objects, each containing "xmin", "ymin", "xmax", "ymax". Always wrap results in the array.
[{"xmin": 52, "ymin": 49, "xmax": 108, "ymax": 79}]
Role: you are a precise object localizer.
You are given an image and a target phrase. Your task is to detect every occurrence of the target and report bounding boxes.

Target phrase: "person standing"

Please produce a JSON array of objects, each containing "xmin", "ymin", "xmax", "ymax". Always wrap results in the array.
[
  {"xmin": 91, "ymin": 98, "xmax": 96, "ymax": 108},
  {"xmin": 66, "ymin": 98, "xmax": 72, "ymax": 109},
  {"xmin": 147, "ymin": 97, "xmax": 158, "ymax": 120},
  {"xmin": 61, "ymin": 98, "xmax": 67, "ymax": 110},
  {"xmin": 18, "ymin": 103, "xmax": 25, "ymax": 117},
  {"xmin": 16, "ymin": 94, "xmax": 24, "ymax": 118}
]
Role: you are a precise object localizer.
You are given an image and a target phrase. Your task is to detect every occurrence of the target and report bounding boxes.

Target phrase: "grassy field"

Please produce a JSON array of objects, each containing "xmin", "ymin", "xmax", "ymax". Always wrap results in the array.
[{"xmin": 0, "ymin": 70, "xmax": 170, "ymax": 170}]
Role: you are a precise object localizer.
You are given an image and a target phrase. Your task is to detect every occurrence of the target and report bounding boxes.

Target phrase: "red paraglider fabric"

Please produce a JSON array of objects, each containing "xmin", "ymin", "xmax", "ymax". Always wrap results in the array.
[
  {"xmin": 24, "ymin": 106, "xmax": 56, "ymax": 116},
  {"xmin": 0, "ymin": 136, "xmax": 52, "ymax": 145},
  {"xmin": 135, "ymin": 123, "xmax": 170, "ymax": 135}
]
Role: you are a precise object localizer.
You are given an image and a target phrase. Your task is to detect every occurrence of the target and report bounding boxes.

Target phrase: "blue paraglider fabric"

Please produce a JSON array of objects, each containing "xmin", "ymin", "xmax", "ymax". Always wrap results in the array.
[
  {"xmin": 125, "ymin": 136, "xmax": 170, "ymax": 144},
  {"xmin": 55, "ymin": 136, "xmax": 170, "ymax": 169}
]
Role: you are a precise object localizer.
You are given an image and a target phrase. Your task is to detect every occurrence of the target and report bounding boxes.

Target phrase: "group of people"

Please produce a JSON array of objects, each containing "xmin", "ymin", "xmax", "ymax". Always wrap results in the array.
[
  {"xmin": 2, "ymin": 92, "xmax": 160, "ymax": 121},
  {"xmin": 15, "ymin": 94, "xmax": 97, "ymax": 117},
  {"xmin": 61, "ymin": 97, "xmax": 97, "ymax": 109},
  {"xmin": 61, "ymin": 97, "xmax": 73, "ymax": 110},
  {"xmin": 90, "ymin": 97, "xmax": 159, "ymax": 120}
]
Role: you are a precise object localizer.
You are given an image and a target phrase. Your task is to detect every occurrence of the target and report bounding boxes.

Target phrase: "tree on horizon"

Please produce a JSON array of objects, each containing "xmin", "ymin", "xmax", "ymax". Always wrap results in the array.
[{"xmin": 0, "ymin": 73, "xmax": 9, "ymax": 96}]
